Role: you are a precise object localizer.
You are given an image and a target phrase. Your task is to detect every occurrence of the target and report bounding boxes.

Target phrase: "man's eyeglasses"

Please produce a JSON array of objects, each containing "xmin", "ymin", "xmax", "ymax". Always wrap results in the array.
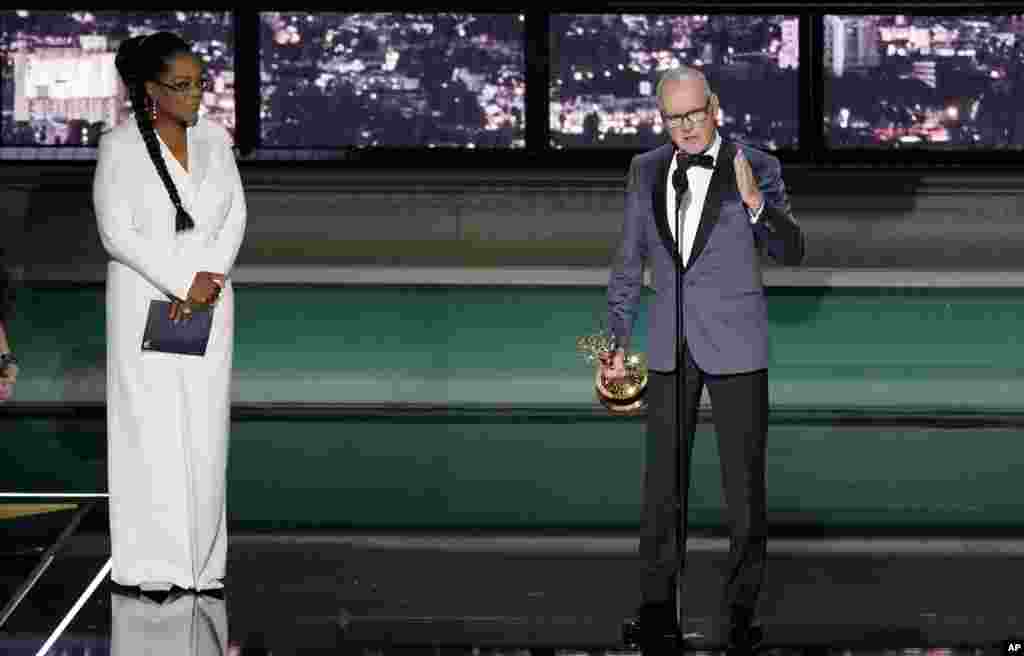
[
  {"xmin": 662, "ymin": 97, "xmax": 712, "ymax": 130},
  {"xmin": 154, "ymin": 78, "xmax": 213, "ymax": 95}
]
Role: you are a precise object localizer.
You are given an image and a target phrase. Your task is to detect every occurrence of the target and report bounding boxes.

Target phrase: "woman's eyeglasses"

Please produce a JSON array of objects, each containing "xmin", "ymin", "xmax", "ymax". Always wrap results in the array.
[{"xmin": 154, "ymin": 78, "xmax": 213, "ymax": 95}]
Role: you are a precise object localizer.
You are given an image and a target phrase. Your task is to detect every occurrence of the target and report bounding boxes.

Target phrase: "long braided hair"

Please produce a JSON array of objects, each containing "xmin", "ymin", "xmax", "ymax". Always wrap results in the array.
[{"xmin": 114, "ymin": 32, "xmax": 196, "ymax": 232}]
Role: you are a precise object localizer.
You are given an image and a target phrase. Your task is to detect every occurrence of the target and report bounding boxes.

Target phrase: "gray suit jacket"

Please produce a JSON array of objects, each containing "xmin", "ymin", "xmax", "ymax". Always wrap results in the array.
[{"xmin": 607, "ymin": 139, "xmax": 805, "ymax": 374}]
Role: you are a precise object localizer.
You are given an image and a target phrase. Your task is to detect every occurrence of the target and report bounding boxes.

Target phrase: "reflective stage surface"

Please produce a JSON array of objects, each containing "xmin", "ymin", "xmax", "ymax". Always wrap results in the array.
[{"xmin": 2, "ymin": 501, "xmax": 1024, "ymax": 655}]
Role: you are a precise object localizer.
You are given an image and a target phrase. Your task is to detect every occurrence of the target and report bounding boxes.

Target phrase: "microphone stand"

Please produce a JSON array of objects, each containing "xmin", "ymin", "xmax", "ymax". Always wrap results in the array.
[{"xmin": 671, "ymin": 157, "xmax": 686, "ymax": 629}]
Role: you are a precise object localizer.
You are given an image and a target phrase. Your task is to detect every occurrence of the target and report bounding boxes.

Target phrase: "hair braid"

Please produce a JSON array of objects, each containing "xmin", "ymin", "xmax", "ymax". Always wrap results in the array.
[{"xmin": 127, "ymin": 86, "xmax": 195, "ymax": 232}]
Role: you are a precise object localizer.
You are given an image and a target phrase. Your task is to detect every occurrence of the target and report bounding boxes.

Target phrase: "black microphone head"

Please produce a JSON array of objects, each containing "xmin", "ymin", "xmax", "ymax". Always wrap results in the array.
[{"xmin": 672, "ymin": 165, "xmax": 687, "ymax": 194}]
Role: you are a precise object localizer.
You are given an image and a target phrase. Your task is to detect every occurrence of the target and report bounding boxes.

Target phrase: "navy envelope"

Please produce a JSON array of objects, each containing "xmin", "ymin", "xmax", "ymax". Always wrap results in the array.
[{"xmin": 141, "ymin": 300, "xmax": 214, "ymax": 356}]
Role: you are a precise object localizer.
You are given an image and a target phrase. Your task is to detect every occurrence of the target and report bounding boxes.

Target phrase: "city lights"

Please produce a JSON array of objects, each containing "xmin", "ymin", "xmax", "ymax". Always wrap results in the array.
[
  {"xmin": 549, "ymin": 14, "xmax": 799, "ymax": 150},
  {"xmin": 826, "ymin": 15, "xmax": 1024, "ymax": 149},
  {"xmin": 2, "ymin": 11, "xmax": 235, "ymax": 148},
  {"xmin": 259, "ymin": 12, "xmax": 525, "ymax": 148}
]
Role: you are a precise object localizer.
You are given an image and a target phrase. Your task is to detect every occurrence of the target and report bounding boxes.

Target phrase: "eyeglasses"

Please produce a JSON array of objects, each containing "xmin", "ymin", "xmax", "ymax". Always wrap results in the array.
[
  {"xmin": 154, "ymin": 78, "xmax": 213, "ymax": 95},
  {"xmin": 662, "ymin": 97, "xmax": 712, "ymax": 130}
]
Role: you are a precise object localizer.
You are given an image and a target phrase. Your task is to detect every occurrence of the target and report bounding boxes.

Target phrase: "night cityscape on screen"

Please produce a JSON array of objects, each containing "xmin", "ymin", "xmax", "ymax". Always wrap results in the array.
[
  {"xmin": 549, "ymin": 14, "xmax": 799, "ymax": 151},
  {"xmin": 259, "ymin": 12, "xmax": 526, "ymax": 149},
  {"xmin": 1, "ymin": 10, "xmax": 235, "ymax": 149},
  {"xmin": 825, "ymin": 15, "xmax": 1024, "ymax": 148}
]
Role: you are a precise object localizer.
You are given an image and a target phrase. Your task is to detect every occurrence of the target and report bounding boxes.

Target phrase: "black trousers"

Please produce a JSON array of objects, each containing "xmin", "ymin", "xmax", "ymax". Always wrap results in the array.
[{"xmin": 641, "ymin": 341, "xmax": 769, "ymax": 619}]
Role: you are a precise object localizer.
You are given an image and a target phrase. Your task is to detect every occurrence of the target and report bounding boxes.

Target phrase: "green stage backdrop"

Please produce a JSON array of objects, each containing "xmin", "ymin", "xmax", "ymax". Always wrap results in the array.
[
  {"xmin": 7, "ymin": 285, "xmax": 1024, "ymax": 409},
  {"xmin": 3, "ymin": 285, "xmax": 1024, "ymax": 530}
]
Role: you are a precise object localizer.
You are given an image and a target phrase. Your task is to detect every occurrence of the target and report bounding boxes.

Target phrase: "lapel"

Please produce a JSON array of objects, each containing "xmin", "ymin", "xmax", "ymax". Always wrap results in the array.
[
  {"xmin": 685, "ymin": 139, "xmax": 737, "ymax": 270},
  {"xmin": 651, "ymin": 145, "xmax": 682, "ymax": 267}
]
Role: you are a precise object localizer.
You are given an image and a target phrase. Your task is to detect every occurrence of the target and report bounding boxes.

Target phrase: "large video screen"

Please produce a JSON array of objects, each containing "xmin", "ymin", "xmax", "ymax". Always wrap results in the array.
[
  {"xmin": 0, "ymin": 10, "xmax": 235, "ymax": 155},
  {"xmin": 824, "ymin": 14, "xmax": 1024, "ymax": 149},
  {"xmin": 549, "ymin": 14, "xmax": 800, "ymax": 151},
  {"xmin": 259, "ymin": 12, "xmax": 526, "ymax": 149}
]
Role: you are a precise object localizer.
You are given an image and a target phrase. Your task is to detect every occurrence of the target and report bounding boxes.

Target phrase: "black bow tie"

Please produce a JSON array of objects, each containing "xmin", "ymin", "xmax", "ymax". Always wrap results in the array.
[{"xmin": 677, "ymin": 152, "xmax": 715, "ymax": 170}]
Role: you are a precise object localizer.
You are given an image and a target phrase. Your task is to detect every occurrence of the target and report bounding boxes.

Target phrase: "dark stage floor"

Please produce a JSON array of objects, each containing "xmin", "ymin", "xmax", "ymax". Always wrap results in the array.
[{"xmin": 3, "ymin": 501, "xmax": 1024, "ymax": 655}]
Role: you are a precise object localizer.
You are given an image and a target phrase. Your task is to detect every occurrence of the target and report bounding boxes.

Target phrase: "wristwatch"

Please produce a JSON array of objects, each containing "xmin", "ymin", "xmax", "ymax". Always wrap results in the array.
[{"xmin": 0, "ymin": 352, "xmax": 17, "ymax": 371}]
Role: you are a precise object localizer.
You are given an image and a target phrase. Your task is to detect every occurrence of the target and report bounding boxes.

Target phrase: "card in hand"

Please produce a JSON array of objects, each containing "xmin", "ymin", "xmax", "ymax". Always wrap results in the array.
[{"xmin": 141, "ymin": 300, "xmax": 214, "ymax": 356}]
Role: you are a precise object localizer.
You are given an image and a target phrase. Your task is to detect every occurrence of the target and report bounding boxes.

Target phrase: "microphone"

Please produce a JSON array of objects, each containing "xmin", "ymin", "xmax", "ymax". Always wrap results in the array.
[
  {"xmin": 672, "ymin": 156, "xmax": 688, "ymax": 221},
  {"xmin": 673, "ymin": 150, "xmax": 712, "ymax": 218},
  {"xmin": 672, "ymin": 165, "xmax": 688, "ymax": 195}
]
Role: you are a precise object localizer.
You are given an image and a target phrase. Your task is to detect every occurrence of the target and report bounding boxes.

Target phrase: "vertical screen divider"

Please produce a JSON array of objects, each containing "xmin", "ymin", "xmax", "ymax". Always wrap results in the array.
[
  {"xmin": 524, "ymin": 10, "xmax": 550, "ymax": 156},
  {"xmin": 802, "ymin": 11, "xmax": 824, "ymax": 166},
  {"xmin": 233, "ymin": 10, "xmax": 259, "ymax": 157}
]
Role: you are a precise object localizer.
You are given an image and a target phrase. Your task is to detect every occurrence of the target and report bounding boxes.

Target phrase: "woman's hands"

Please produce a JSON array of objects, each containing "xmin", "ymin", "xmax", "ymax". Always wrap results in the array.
[
  {"xmin": 169, "ymin": 271, "xmax": 225, "ymax": 321},
  {"xmin": 188, "ymin": 272, "xmax": 226, "ymax": 306}
]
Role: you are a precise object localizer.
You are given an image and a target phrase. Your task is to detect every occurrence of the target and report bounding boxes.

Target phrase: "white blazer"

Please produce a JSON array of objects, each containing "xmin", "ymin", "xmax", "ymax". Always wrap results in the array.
[{"xmin": 94, "ymin": 116, "xmax": 246, "ymax": 301}]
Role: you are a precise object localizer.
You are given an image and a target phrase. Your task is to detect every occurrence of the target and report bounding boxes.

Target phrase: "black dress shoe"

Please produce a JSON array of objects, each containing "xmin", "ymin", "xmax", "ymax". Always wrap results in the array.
[
  {"xmin": 725, "ymin": 607, "xmax": 764, "ymax": 655},
  {"xmin": 622, "ymin": 602, "xmax": 685, "ymax": 649}
]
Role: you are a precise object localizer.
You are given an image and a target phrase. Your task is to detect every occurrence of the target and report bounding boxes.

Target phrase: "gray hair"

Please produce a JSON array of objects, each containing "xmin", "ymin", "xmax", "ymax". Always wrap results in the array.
[{"xmin": 655, "ymin": 65, "xmax": 712, "ymax": 108}]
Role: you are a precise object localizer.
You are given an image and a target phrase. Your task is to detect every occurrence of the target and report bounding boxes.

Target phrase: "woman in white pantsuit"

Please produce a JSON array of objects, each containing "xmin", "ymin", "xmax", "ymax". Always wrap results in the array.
[{"xmin": 93, "ymin": 32, "xmax": 246, "ymax": 592}]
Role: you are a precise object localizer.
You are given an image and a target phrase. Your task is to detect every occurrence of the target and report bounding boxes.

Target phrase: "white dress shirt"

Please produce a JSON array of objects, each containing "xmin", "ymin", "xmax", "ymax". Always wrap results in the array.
[{"xmin": 666, "ymin": 131, "xmax": 763, "ymax": 265}]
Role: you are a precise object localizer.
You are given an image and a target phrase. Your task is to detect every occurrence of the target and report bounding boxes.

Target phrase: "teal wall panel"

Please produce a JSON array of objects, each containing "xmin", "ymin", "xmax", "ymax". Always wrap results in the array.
[
  {"xmin": 3, "ymin": 414, "xmax": 1023, "ymax": 530},
  {"xmin": 5, "ymin": 283, "xmax": 1024, "ymax": 529},
  {"xmin": 7, "ymin": 285, "xmax": 1024, "ymax": 409}
]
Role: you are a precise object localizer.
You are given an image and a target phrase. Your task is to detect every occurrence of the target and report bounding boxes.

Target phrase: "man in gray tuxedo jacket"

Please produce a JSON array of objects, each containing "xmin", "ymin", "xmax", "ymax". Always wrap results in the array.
[{"xmin": 602, "ymin": 66, "xmax": 805, "ymax": 652}]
